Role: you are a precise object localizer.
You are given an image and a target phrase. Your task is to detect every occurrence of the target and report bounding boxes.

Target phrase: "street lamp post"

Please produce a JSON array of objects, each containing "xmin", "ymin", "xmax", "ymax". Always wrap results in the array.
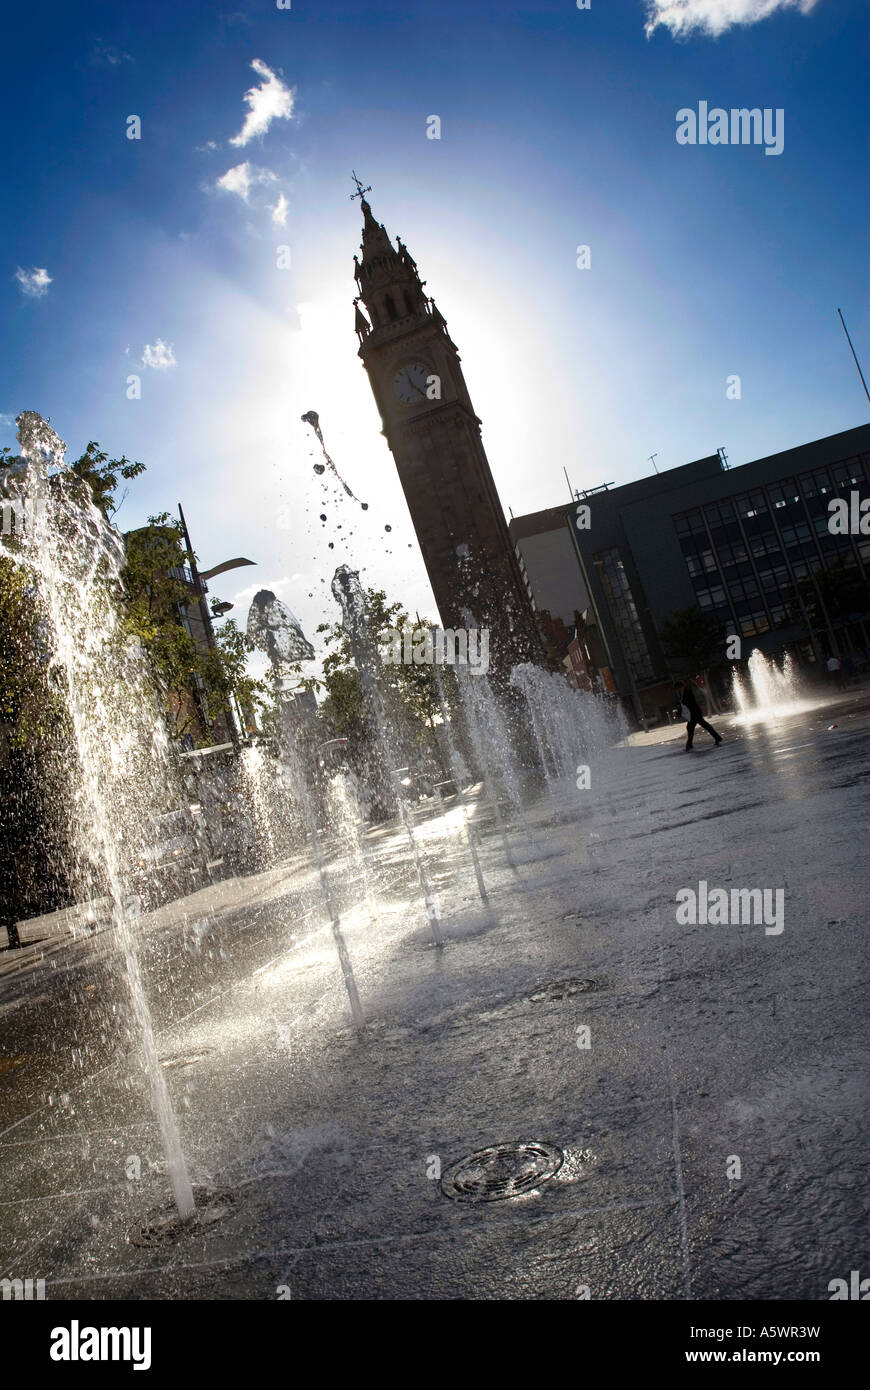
[{"xmin": 177, "ymin": 503, "xmax": 256, "ymax": 753}]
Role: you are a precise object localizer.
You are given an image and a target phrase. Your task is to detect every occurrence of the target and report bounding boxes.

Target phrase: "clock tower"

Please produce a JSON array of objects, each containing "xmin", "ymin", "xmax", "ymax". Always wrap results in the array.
[{"xmin": 351, "ymin": 181, "xmax": 542, "ymax": 677}]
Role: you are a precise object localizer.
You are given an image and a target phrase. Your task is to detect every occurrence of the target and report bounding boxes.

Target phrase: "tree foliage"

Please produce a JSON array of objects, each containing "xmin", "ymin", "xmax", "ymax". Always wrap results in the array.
[
  {"xmin": 0, "ymin": 435, "xmax": 270, "ymax": 932},
  {"xmin": 68, "ymin": 441, "xmax": 145, "ymax": 519},
  {"xmin": 659, "ymin": 606, "xmax": 726, "ymax": 676},
  {"xmin": 120, "ymin": 514, "xmax": 264, "ymax": 744},
  {"xmin": 0, "ymin": 555, "xmax": 62, "ymax": 750},
  {"xmin": 309, "ymin": 588, "xmax": 450, "ymax": 766},
  {"xmin": 0, "ymin": 435, "xmax": 267, "ymax": 933},
  {"xmin": 788, "ymin": 562, "xmax": 870, "ymax": 631},
  {"xmin": 2, "ymin": 445, "xmax": 262, "ymax": 751},
  {"xmin": 203, "ymin": 618, "xmax": 264, "ymax": 732}
]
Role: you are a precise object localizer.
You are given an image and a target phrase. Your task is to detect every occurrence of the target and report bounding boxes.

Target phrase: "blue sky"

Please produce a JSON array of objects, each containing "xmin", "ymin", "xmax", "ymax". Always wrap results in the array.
[{"xmin": 1, "ymin": 0, "xmax": 867, "ymax": 651}]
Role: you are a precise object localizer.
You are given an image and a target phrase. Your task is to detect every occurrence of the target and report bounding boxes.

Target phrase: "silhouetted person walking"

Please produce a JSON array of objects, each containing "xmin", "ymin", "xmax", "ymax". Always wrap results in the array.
[{"xmin": 674, "ymin": 679, "xmax": 722, "ymax": 752}]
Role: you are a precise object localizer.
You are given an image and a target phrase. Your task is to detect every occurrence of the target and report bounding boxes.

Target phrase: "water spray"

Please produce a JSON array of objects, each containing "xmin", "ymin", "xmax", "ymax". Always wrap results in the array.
[{"xmin": 301, "ymin": 411, "xmax": 369, "ymax": 510}]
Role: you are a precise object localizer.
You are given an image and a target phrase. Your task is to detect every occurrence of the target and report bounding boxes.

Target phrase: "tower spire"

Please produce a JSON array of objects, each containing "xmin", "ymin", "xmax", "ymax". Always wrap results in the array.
[
  {"xmin": 350, "ymin": 170, "xmax": 371, "ymax": 204},
  {"xmin": 351, "ymin": 193, "xmax": 543, "ymax": 673}
]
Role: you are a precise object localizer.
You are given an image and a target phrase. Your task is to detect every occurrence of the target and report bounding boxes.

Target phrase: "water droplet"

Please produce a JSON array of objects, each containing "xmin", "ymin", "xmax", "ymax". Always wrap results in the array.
[
  {"xmin": 361, "ymin": 503, "xmax": 369, "ymax": 511},
  {"xmin": 319, "ymin": 514, "xmax": 327, "ymax": 522},
  {"xmin": 385, "ymin": 525, "xmax": 392, "ymax": 532},
  {"xmin": 314, "ymin": 463, "xmax": 325, "ymax": 475}
]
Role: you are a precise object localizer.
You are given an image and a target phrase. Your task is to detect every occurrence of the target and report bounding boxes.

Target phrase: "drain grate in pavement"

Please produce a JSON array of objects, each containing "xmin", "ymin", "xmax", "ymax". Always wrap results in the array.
[
  {"xmin": 160, "ymin": 1048, "xmax": 213, "ymax": 1070},
  {"xmin": 441, "ymin": 1142, "xmax": 564, "ymax": 1203},
  {"xmin": 128, "ymin": 1186, "xmax": 239, "ymax": 1247}
]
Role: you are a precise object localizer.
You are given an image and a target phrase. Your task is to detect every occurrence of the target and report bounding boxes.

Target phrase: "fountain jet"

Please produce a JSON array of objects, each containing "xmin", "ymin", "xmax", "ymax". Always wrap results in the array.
[
  {"xmin": 7, "ymin": 412, "xmax": 195, "ymax": 1221},
  {"xmin": 730, "ymin": 650, "xmax": 816, "ymax": 724}
]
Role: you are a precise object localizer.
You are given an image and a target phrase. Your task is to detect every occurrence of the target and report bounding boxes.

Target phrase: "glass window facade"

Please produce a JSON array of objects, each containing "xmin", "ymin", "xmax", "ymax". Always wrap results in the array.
[
  {"xmin": 594, "ymin": 547, "xmax": 656, "ymax": 684},
  {"xmin": 672, "ymin": 453, "xmax": 870, "ymax": 642}
]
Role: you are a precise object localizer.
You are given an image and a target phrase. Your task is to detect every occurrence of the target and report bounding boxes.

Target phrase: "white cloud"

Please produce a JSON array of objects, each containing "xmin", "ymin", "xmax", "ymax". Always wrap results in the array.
[
  {"xmin": 0, "ymin": 412, "xmax": 15, "ymax": 428},
  {"xmin": 217, "ymin": 162, "xmax": 254, "ymax": 200},
  {"xmin": 215, "ymin": 161, "xmax": 277, "ymax": 204},
  {"xmin": 229, "ymin": 58, "xmax": 294, "ymax": 147},
  {"xmin": 645, "ymin": 0, "xmax": 819, "ymax": 38},
  {"xmin": 141, "ymin": 339, "xmax": 177, "ymax": 370},
  {"xmin": 14, "ymin": 266, "xmax": 52, "ymax": 298},
  {"xmin": 91, "ymin": 38, "xmax": 132, "ymax": 66},
  {"xmin": 269, "ymin": 192, "xmax": 289, "ymax": 226}
]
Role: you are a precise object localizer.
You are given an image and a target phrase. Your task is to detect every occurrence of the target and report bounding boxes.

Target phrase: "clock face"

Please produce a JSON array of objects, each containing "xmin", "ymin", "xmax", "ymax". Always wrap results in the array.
[{"xmin": 393, "ymin": 362, "xmax": 430, "ymax": 404}]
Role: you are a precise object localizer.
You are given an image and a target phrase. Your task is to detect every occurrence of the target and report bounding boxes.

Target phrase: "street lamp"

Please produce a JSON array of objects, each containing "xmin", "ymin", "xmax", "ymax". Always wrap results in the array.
[{"xmin": 177, "ymin": 503, "xmax": 256, "ymax": 751}]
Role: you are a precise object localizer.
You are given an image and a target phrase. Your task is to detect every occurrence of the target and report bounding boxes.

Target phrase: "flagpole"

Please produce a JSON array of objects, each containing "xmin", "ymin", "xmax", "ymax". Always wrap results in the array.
[{"xmin": 837, "ymin": 308, "xmax": 870, "ymax": 405}]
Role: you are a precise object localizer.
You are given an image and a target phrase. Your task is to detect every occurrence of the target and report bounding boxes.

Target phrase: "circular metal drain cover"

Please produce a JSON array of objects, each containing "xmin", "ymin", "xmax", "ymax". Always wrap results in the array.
[
  {"xmin": 128, "ymin": 1186, "xmax": 238, "ymax": 1247},
  {"xmin": 441, "ymin": 1142, "xmax": 563, "ymax": 1203}
]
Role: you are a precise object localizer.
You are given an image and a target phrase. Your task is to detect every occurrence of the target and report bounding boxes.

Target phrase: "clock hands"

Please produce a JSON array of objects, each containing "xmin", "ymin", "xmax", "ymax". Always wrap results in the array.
[{"xmin": 397, "ymin": 366, "xmax": 429, "ymax": 401}]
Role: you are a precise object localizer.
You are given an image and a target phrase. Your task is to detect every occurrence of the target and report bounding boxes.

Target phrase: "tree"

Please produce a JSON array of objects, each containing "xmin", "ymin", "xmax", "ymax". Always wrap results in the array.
[
  {"xmin": 314, "ymin": 665, "xmax": 367, "ymax": 742},
  {"xmin": 121, "ymin": 515, "xmax": 265, "ymax": 745},
  {"xmin": 68, "ymin": 441, "xmax": 145, "ymax": 519},
  {"xmin": 307, "ymin": 588, "xmax": 452, "ymax": 775},
  {"xmin": 787, "ymin": 562, "xmax": 870, "ymax": 641},
  {"xmin": 0, "ymin": 434, "xmax": 262, "ymax": 937},
  {"xmin": 201, "ymin": 619, "xmax": 265, "ymax": 734},
  {"xmin": 0, "ymin": 555, "xmax": 58, "ymax": 750},
  {"xmin": 120, "ymin": 516, "xmax": 208, "ymax": 742},
  {"xmin": 0, "ymin": 477, "xmax": 77, "ymax": 942},
  {"xmin": 658, "ymin": 606, "xmax": 727, "ymax": 710}
]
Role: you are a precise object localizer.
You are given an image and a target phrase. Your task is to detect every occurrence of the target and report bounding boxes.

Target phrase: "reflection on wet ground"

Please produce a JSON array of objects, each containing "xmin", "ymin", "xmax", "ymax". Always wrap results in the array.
[{"xmin": 1, "ymin": 693, "xmax": 868, "ymax": 1299}]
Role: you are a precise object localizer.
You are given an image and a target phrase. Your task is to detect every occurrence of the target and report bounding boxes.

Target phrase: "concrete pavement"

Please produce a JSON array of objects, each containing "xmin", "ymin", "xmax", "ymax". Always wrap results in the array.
[{"xmin": 1, "ymin": 692, "xmax": 868, "ymax": 1299}]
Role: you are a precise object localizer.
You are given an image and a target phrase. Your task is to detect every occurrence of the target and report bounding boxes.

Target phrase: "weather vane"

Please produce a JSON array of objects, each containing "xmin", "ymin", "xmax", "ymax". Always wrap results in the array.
[{"xmin": 350, "ymin": 170, "xmax": 371, "ymax": 202}]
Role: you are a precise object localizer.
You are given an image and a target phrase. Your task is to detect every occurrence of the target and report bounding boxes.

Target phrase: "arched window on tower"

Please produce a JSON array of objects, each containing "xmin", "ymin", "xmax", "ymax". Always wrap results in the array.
[
  {"xmin": 403, "ymin": 289, "xmax": 415, "ymax": 317},
  {"xmin": 384, "ymin": 293, "xmax": 398, "ymax": 321}
]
